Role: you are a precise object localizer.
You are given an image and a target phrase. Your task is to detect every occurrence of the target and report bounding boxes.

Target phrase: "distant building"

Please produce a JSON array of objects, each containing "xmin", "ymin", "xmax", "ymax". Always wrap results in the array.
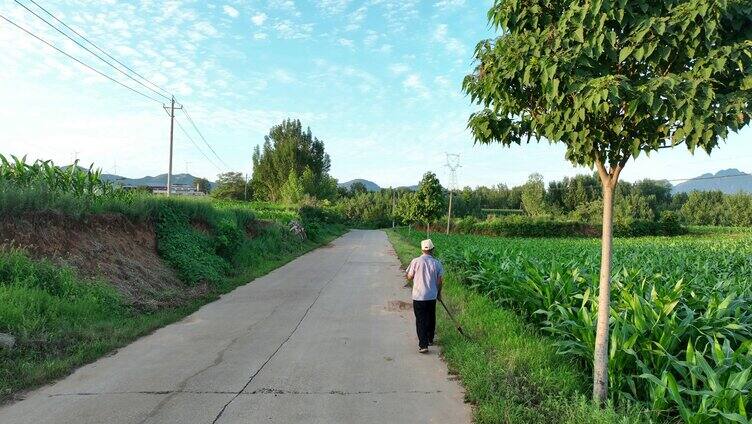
[{"xmin": 151, "ymin": 184, "xmax": 206, "ymax": 196}]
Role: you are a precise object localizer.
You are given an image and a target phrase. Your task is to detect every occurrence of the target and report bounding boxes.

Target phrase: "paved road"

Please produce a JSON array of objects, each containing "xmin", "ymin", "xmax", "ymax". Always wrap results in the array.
[{"xmin": 0, "ymin": 230, "xmax": 471, "ymax": 424}]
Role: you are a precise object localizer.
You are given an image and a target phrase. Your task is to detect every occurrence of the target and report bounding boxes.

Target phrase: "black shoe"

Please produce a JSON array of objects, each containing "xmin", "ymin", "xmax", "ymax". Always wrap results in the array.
[{"xmin": 418, "ymin": 347, "xmax": 428, "ymax": 353}]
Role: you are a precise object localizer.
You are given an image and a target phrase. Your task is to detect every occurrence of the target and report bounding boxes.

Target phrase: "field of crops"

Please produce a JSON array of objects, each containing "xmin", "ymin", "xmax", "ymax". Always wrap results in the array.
[{"xmin": 395, "ymin": 229, "xmax": 752, "ymax": 423}]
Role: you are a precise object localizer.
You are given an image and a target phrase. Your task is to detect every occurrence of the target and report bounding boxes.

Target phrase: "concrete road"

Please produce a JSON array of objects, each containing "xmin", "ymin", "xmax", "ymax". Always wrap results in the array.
[{"xmin": 0, "ymin": 230, "xmax": 471, "ymax": 424}]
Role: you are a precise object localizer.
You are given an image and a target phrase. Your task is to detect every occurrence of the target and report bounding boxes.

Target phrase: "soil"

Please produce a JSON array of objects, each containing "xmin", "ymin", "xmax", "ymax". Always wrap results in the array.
[
  {"xmin": 0, "ymin": 211, "xmax": 207, "ymax": 309},
  {"xmin": 386, "ymin": 300, "xmax": 412, "ymax": 311}
]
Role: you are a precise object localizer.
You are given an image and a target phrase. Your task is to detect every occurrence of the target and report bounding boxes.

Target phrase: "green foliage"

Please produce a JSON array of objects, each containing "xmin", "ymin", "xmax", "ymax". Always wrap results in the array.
[
  {"xmin": 387, "ymin": 230, "xmax": 648, "ymax": 423},
  {"xmin": 0, "ymin": 249, "xmax": 126, "ymax": 399},
  {"xmin": 681, "ymin": 191, "xmax": 752, "ymax": 227},
  {"xmin": 521, "ymin": 173, "xmax": 548, "ymax": 216},
  {"xmin": 0, "ymin": 154, "xmax": 115, "ymax": 197},
  {"xmin": 451, "ymin": 214, "xmax": 685, "ymax": 238},
  {"xmin": 193, "ymin": 177, "xmax": 211, "ymax": 194},
  {"xmin": 211, "ymin": 172, "xmax": 247, "ymax": 201},
  {"xmin": 411, "ymin": 229, "xmax": 752, "ymax": 422},
  {"xmin": 335, "ymin": 189, "xmax": 404, "ymax": 228},
  {"xmin": 251, "ymin": 119, "xmax": 336, "ymax": 202},
  {"xmin": 412, "ymin": 172, "xmax": 445, "ymax": 229},
  {"xmin": 349, "ymin": 181, "xmax": 368, "ymax": 195},
  {"xmin": 464, "ymin": 0, "xmax": 752, "ymax": 168},
  {"xmin": 280, "ymin": 169, "xmax": 305, "ymax": 204}
]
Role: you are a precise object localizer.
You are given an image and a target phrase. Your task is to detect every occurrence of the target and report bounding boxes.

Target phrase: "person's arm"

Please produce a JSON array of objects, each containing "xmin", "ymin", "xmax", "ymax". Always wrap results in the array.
[
  {"xmin": 436, "ymin": 261, "xmax": 445, "ymax": 300},
  {"xmin": 406, "ymin": 259, "xmax": 415, "ymax": 282}
]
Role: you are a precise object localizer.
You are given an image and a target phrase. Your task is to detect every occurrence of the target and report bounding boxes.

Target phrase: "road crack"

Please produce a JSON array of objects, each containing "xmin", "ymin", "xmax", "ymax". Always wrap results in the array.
[{"xmin": 210, "ymin": 237, "xmax": 359, "ymax": 424}]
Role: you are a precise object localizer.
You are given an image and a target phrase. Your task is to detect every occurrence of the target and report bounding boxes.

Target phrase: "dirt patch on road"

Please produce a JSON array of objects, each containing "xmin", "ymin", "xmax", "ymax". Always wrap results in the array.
[
  {"xmin": 386, "ymin": 300, "xmax": 412, "ymax": 311},
  {"xmin": 0, "ymin": 211, "xmax": 205, "ymax": 309}
]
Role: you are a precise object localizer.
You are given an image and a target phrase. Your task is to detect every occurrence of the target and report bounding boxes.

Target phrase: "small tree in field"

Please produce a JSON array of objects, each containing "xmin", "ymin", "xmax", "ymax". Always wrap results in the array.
[
  {"xmin": 521, "ymin": 173, "xmax": 548, "ymax": 216},
  {"xmin": 464, "ymin": 0, "xmax": 751, "ymax": 404},
  {"xmin": 414, "ymin": 172, "xmax": 445, "ymax": 236}
]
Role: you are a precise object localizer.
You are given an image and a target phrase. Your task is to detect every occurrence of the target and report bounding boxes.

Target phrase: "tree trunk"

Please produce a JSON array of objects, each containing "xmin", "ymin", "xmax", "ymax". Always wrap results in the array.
[
  {"xmin": 593, "ymin": 171, "xmax": 617, "ymax": 405},
  {"xmin": 427, "ymin": 222, "xmax": 431, "ymax": 238}
]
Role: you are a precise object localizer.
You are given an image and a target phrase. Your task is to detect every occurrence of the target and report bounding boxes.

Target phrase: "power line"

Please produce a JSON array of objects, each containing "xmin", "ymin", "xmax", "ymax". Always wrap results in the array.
[
  {"xmin": 25, "ymin": 0, "xmax": 172, "ymax": 98},
  {"xmin": 14, "ymin": 0, "xmax": 172, "ymax": 102},
  {"xmin": 171, "ymin": 113, "xmax": 223, "ymax": 173},
  {"xmin": 664, "ymin": 171, "xmax": 751, "ymax": 183},
  {"xmin": 0, "ymin": 13, "xmax": 163, "ymax": 104},
  {"xmin": 182, "ymin": 107, "xmax": 229, "ymax": 169}
]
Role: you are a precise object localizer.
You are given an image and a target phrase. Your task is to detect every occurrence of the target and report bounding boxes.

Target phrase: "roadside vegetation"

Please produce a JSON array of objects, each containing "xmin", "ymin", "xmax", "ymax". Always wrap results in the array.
[
  {"xmin": 0, "ymin": 155, "xmax": 345, "ymax": 402},
  {"xmin": 387, "ymin": 229, "xmax": 649, "ymax": 423},
  {"xmin": 388, "ymin": 228, "xmax": 752, "ymax": 423}
]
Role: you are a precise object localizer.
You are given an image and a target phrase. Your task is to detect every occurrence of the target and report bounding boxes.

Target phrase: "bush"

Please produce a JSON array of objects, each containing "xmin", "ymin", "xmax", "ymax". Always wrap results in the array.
[{"xmin": 448, "ymin": 214, "xmax": 685, "ymax": 238}]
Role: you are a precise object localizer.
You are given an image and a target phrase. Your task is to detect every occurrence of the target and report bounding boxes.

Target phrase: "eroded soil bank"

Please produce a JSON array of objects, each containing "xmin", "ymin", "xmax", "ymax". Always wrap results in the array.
[{"xmin": 0, "ymin": 211, "xmax": 206, "ymax": 309}]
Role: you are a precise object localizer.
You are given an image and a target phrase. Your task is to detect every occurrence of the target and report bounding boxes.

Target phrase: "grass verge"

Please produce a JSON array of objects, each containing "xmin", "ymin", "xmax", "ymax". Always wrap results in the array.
[
  {"xmin": 0, "ymin": 216, "xmax": 345, "ymax": 404},
  {"xmin": 385, "ymin": 229, "xmax": 649, "ymax": 424}
]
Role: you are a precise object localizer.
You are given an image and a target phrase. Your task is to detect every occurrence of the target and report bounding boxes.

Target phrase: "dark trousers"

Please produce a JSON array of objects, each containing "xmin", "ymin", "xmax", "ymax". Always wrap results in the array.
[{"xmin": 413, "ymin": 299, "xmax": 436, "ymax": 349}]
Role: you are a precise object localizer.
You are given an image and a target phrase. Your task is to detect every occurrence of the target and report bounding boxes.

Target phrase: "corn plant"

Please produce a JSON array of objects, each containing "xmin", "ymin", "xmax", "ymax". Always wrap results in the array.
[
  {"xmin": 438, "ymin": 231, "xmax": 752, "ymax": 422},
  {"xmin": 0, "ymin": 154, "xmax": 114, "ymax": 197}
]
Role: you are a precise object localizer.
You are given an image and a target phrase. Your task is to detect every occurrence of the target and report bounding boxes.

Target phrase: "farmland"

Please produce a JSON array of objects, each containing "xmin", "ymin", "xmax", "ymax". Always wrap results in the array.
[{"xmin": 389, "ymin": 228, "xmax": 752, "ymax": 423}]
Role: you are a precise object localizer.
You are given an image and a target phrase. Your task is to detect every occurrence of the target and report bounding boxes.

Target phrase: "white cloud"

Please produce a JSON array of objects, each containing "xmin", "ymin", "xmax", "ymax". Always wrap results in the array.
[
  {"xmin": 403, "ymin": 73, "xmax": 430, "ymax": 98},
  {"xmin": 434, "ymin": 75, "xmax": 451, "ymax": 88},
  {"xmin": 274, "ymin": 20, "xmax": 314, "ymax": 39},
  {"xmin": 363, "ymin": 30, "xmax": 379, "ymax": 47},
  {"xmin": 389, "ymin": 63, "xmax": 409, "ymax": 75},
  {"xmin": 403, "ymin": 74, "xmax": 422, "ymax": 89},
  {"xmin": 254, "ymin": 32, "xmax": 268, "ymax": 40},
  {"xmin": 268, "ymin": 0, "xmax": 300, "ymax": 16},
  {"xmin": 273, "ymin": 69, "xmax": 296, "ymax": 83},
  {"xmin": 222, "ymin": 5, "xmax": 239, "ymax": 18},
  {"xmin": 251, "ymin": 12, "xmax": 268, "ymax": 26},
  {"xmin": 435, "ymin": 0, "xmax": 466, "ymax": 10},
  {"xmin": 338, "ymin": 38, "xmax": 354, "ymax": 48},
  {"xmin": 317, "ymin": 0, "xmax": 352, "ymax": 14},
  {"xmin": 193, "ymin": 21, "xmax": 219, "ymax": 37},
  {"xmin": 433, "ymin": 24, "xmax": 466, "ymax": 56}
]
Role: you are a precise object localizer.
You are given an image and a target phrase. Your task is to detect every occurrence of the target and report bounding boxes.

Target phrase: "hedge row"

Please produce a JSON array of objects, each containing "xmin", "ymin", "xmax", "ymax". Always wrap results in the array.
[{"xmin": 449, "ymin": 214, "xmax": 685, "ymax": 238}]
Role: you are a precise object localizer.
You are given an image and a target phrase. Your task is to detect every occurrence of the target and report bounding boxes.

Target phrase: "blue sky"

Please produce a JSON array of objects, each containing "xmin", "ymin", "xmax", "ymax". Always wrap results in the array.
[{"xmin": 0, "ymin": 0, "xmax": 750, "ymax": 188}]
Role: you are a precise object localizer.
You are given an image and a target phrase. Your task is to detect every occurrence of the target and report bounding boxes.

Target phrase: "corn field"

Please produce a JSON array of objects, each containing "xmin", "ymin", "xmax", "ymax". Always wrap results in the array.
[
  {"xmin": 0, "ymin": 154, "xmax": 114, "ymax": 197},
  {"xmin": 433, "ymin": 232, "xmax": 752, "ymax": 423}
]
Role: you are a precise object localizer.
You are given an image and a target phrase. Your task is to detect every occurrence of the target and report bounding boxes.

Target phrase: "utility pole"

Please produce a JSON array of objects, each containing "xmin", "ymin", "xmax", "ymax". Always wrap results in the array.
[
  {"xmin": 164, "ymin": 97, "xmax": 182, "ymax": 197},
  {"xmin": 445, "ymin": 153, "xmax": 461, "ymax": 235}
]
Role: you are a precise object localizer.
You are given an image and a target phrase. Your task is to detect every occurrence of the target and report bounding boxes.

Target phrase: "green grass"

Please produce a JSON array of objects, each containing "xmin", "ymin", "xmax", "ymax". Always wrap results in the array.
[{"xmin": 386, "ymin": 229, "xmax": 649, "ymax": 424}]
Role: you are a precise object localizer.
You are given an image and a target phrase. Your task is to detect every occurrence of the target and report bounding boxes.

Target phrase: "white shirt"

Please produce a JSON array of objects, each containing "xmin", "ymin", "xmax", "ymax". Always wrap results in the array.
[{"xmin": 406, "ymin": 254, "xmax": 444, "ymax": 301}]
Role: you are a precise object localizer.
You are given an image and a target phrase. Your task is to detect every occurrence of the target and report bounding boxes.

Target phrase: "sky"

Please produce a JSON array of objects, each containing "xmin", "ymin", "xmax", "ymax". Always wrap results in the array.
[{"xmin": 0, "ymin": 0, "xmax": 750, "ymax": 188}]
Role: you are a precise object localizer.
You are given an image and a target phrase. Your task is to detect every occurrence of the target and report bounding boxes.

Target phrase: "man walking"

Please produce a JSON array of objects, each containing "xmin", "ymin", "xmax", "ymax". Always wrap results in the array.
[{"xmin": 405, "ymin": 239, "xmax": 444, "ymax": 353}]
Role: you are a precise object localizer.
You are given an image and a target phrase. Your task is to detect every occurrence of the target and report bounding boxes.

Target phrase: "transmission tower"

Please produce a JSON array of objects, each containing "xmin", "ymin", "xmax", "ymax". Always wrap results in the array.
[{"xmin": 445, "ymin": 153, "xmax": 461, "ymax": 235}]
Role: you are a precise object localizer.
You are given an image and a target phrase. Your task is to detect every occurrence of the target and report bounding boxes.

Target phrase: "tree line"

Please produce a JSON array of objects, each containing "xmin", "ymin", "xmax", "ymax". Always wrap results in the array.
[{"xmin": 206, "ymin": 118, "xmax": 751, "ymax": 228}]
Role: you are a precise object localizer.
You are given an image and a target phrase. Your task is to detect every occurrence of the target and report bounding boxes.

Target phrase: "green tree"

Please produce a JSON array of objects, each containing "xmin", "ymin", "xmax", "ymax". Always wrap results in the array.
[
  {"xmin": 463, "ymin": 0, "xmax": 751, "ymax": 404},
  {"xmin": 280, "ymin": 169, "xmax": 304, "ymax": 204},
  {"xmin": 680, "ymin": 191, "xmax": 725, "ymax": 225},
  {"xmin": 413, "ymin": 172, "xmax": 445, "ymax": 235},
  {"xmin": 521, "ymin": 173, "xmax": 548, "ymax": 216},
  {"xmin": 211, "ymin": 172, "xmax": 246, "ymax": 200},
  {"xmin": 193, "ymin": 177, "xmax": 211, "ymax": 194},
  {"xmin": 723, "ymin": 192, "xmax": 752, "ymax": 226},
  {"xmin": 251, "ymin": 119, "xmax": 334, "ymax": 201},
  {"xmin": 394, "ymin": 191, "xmax": 417, "ymax": 227},
  {"xmin": 349, "ymin": 181, "xmax": 368, "ymax": 195}
]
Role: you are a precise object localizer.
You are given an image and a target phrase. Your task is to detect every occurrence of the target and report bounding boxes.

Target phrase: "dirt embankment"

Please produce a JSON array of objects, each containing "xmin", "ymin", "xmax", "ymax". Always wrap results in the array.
[{"xmin": 0, "ymin": 211, "xmax": 206, "ymax": 309}]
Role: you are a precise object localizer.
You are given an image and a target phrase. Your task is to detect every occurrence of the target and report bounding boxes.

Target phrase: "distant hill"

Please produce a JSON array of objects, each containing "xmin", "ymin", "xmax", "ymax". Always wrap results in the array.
[
  {"xmin": 101, "ymin": 172, "xmax": 214, "ymax": 188},
  {"xmin": 672, "ymin": 168, "xmax": 752, "ymax": 194},
  {"xmin": 338, "ymin": 179, "xmax": 380, "ymax": 192}
]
